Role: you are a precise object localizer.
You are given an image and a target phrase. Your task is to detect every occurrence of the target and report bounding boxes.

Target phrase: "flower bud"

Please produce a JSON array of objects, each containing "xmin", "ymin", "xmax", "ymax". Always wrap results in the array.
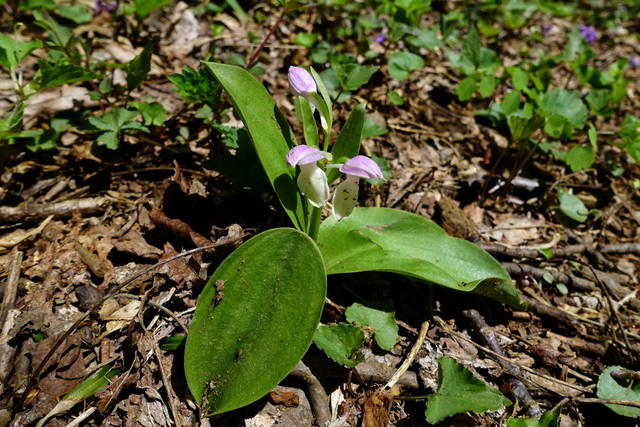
[{"xmin": 288, "ymin": 66, "xmax": 317, "ymax": 98}]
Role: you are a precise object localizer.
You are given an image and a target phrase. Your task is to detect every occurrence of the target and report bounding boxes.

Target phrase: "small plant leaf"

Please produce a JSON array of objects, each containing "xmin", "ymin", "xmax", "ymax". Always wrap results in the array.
[
  {"xmin": 345, "ymin": 303, "xmax": 399, "ymax": 350},
  {"xmin": 541, "ymin": 89, "xmax": 588, "ymax": 129},
  {"xmin": 126, "ymin": 42, "xmax": 153, "ymax": 92},
  {"xmin": 597, "ymin": 365, "xmax": 640, "ymax": 418},
  {"xmin": 133, "ymin": 0, "xmax": 171, "ymax": 17},
  {"xmin": 0, "ymin": 33, "xmax": 43, "ymax": 70},
  {"xmin": 456, "ymin": 76, "xmax": 477, "ymax": 101},
  {"xmin": 314, "ymin": 323, "xmax": 364, "ymax": 367},
  {"xmin": 479, "ymin": 75, "xmax": 496, "ymax": 98},
  {"xmin": 502, "ymin": 91, "xmax": 520, "ymax": 116},
  {"xmin": 565, "ymin": 145, "xmax": 595, "ymax": 172},
  {"xmin": 388, "ymin": 52, "xmax": 424, "ymax": 81},
  {"xmin": 317, "ymin": 208, "xmax": 525, "ymax": 309},
  {"xmin": 203, "ymin": 62, "xmax": 307, "ymax": 231},
  {"xmin": 343, "ymin": 65, "xmax": 379, "ymax": 91},
  {"xmin": 184, "ymin": 228, "xmax": 327, "ymax": 416},
  {"xmin": 38, "ymin": 59, "xmax": 99, "ymax": 88},
  {"xmin": 557, "ymin": 187, "xmax": 589, "ymax": 222},
  {"xmin": 361, "ymin": 119, "xmax": 387, "ymax": 139},
  {"xmin": 425, "ymin": 356, "xmax": 511, "ymax": 424},
  {"xmin": 506, "ymin": 406, "xmax": 562, "ymax": 426},
  {"xmin": 509, "ymin": 116, "xmax": 545, "ymax": 141}
]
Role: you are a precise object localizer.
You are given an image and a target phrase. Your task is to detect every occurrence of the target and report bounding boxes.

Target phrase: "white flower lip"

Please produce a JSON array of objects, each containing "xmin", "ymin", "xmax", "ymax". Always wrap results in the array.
[
  {"xmin": 288, "ymin": 66, "xmax": 317, "ymax": 98},
  {"xmin": 338, "ymin": 155, "xmax": 384, "ymax": 180}
]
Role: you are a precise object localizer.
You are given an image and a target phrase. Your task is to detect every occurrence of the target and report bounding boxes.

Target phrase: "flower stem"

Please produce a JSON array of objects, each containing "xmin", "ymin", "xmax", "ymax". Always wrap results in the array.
[{"xmin": 308, "ymin": 205, "xmax": 322, "ymax": 241}]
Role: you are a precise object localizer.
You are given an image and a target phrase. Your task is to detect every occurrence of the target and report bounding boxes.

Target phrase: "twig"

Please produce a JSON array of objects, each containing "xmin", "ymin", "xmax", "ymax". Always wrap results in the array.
[
  {"xmin": 245, "ymin": 7, "xmax": 287, "ymax": 70},
  {"xmin": 290, "ymin": 361, "xmax": 331, "ymax": 427},
  {"xmin": 521, "ymin": 296, "xmax": 579, "ymax": 330},
  {"xmin": 575, "ymin": 397, "xmax": 640, "ymax": 407},
  {"xmin": 590, "ymin": 267, "xmax": 636, "ymax": 365},
  {"xmin": 566, "ymin": 230, "xmax": 615, "ymax": 270},
  {"xmin": 462, "ymin": 309, "xmax": 543, "ymax": 418},
  {"xmin": 385, "ymin": 321, "xmax": 429, "ymax": 390},
  {"xmin": 0, "ymin": 250, "xmax": 23, "ymax": 345},
  {"xmin": 502, "ymin": 262, "xmax": 595, "ymax": 292},
  {"xmin": 0, "ymin": 197, "xmax": 109, "ymax": 224}
]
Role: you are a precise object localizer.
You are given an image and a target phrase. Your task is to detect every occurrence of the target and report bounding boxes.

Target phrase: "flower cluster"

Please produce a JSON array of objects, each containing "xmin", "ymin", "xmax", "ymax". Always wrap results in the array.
[
  {"xmin": 579, "ymin": 24, "xmax": 597, "ymax": 45},
  {"xmin": 95, "ymin": 0, "xmax": 117, "ymax": 14},
  {"xmin": 286, "ymin": 66, "xmax": 384, "ymax": 221}
]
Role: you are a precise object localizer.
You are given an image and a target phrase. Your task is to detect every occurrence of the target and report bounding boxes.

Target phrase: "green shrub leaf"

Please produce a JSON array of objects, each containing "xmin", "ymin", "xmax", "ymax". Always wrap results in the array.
[
  {"xmin": 317, "ymin": 208, "xmax": 525, "ymax": 309},
  {"xmin": 185, "ymin": 228, "xmax": 327, "ymax": 415}
]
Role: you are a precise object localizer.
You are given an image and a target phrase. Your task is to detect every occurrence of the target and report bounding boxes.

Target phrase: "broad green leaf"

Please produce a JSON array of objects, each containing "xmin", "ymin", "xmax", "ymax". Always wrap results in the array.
[
  {"xmin": 126, "ymin": 42, "xmax": 152, "ymax": 92},
  {"xmin": 345, "ymin": 303, "xmax": 398, "ymax": 350},
  {"xmin": 133, "ymin": 0, "xmax": 171, "ymax": 17},
  {"xmin": 317, "ymin": 208, "xmax": 525, "ymax": 309},
  {"xmin": 37, "ymin": 60, "xmax": 99, "ymax": 88},
  {"xmin": 456, "ymin": 77, "xmax": 476, "ymax": 102},
  {"xmin": 597, "ymin": 365, "xmax": 640, "ymax": 418},
  {"xmin": 557, "ymin": 188, "xmax": 589, "ymax": 223},
  {"xmin": 185, "ymin": 228, "xmax": 327, "ymax": 415},
  {"xmin": 509, "ymin": 116, "xmax": 545, "ymax": 141},
  {"xmin": 327, "ymin": 104, "xmax": 366, "ymax": 185},
  {"xmin": 0, "ymin": 33, "xmax": 43, "ymax": 71},
  {"xmin": 425, "ymin": 357, "xmax": 511, "ymax": 424},
  {"xmin": 541, "ymin": 89, "xmax": 588, "ymax": 129},
  {"xmin": 479, "ymin": 75, "xmax": 496, "ymax": 98},
  {"xmin": 343, "ymin": 65, "xmax": 379, "ymax": 91},
  {"xmin": 388, "ymin": 52, "xmax": 424, "ymax": 81},
  {"xmin": 203, "ymin": 62, "xmax": 307, "ymax": 231},
  {"xmin": 314, "ymin": 323, "xmax": 364, "ymax": 368},
  {"xmin": 502, "ymin": 91, "xmax": 521, "ymax": 116},
  {"xmin": 507, "ymin": 407, "xmax": 562, "ymax": 426},
  {"xmin": 565, "ymin": 145, "xmax": 595, "ymax": 172}
]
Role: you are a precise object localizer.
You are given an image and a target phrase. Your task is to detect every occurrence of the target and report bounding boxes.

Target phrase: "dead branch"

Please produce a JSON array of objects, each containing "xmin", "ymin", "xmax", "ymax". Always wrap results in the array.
[
  {"xmin": 521, "ymin": 296, "xmax": 579, "ymax": 330},
  {"xmin": 463, "ymin": 309, "xmax": 544, "ymax": 419},
  {"xmin": 0, "ymin": 197, "xmax": 109, "ymax": 224},
  {"xmin": 289, "ymin": 361, "xmax": 331, "ymax": 427}
]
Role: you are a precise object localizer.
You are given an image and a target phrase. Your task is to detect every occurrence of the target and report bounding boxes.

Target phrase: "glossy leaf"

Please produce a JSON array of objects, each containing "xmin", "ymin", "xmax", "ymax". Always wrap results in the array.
[
  {"xmin": 126, "ymin": 42, "xmax": 152, "ymax": 92},
  {"xmin": 507, "ymin": 407, "xmax": 562, "ymax": 426},
  {"xmin": 327, "ymin": 103, "xmax": 366, "ymax": 185},
  {"xmin": 317, "ymin": 208, "xmax": 525, "ymax": 309},
  {"xmin": 557, "ymin": 187, "xmax": 589, "ymax": 222},
  {"xmin": 184, "ymin": 228, "xmax": 326, "ymax": 415},
  {"xmin": 203, "ymin": 62, "xmax": 307, "ymax": 231}
]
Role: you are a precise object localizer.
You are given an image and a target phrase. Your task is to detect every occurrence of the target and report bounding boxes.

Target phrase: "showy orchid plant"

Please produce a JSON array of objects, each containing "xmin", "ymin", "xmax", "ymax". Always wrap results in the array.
[{"xmin": 184, "ymin": 62, "xmax": 525, "ymax": 417}]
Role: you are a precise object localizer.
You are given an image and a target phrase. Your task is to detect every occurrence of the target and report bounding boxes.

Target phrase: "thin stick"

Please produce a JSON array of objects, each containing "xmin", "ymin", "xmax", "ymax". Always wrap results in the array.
[
  {"xmin": 0, "ymin": 250, "xmax": 23, "ymax": 345},
  {"xmin": 385, "ymin": 321, "xmax": 429, "ymax": 390}
]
